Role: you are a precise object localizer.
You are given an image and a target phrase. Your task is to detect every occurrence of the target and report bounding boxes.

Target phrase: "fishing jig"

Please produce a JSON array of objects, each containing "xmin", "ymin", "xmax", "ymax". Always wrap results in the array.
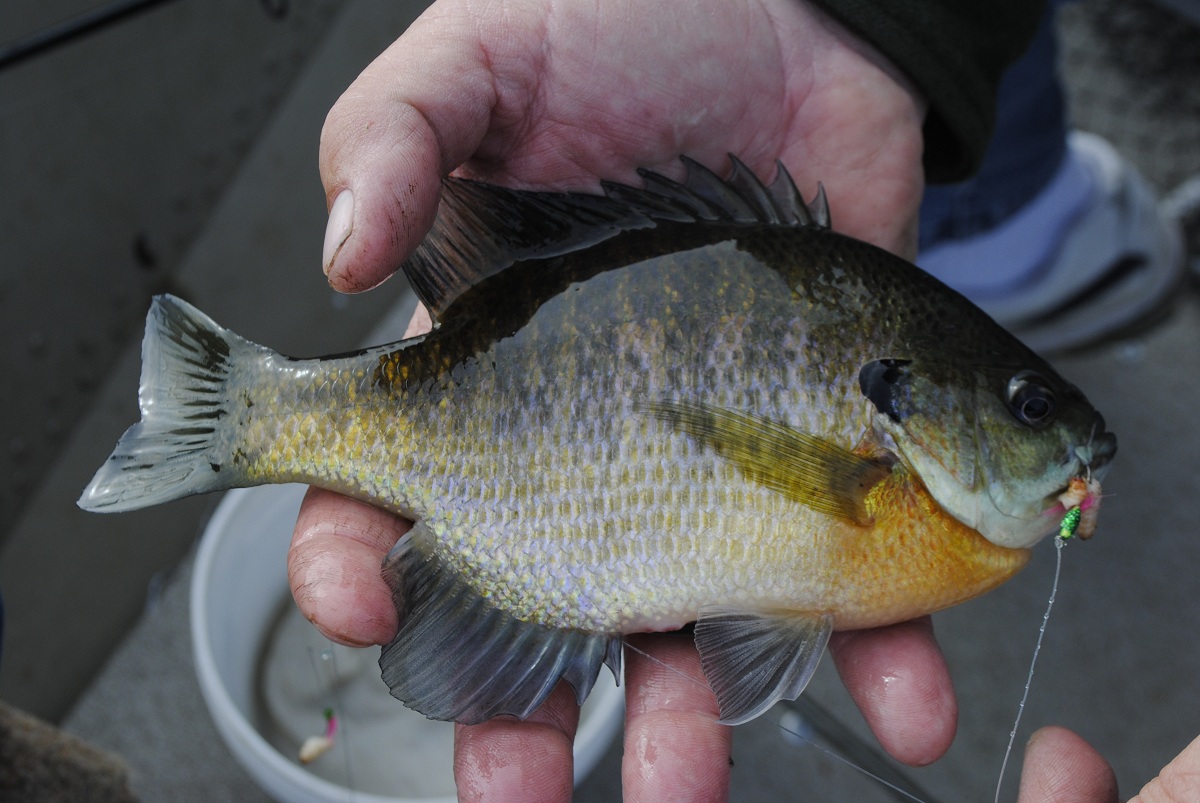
[
  {"xmin": 298, "ymin": 706, "xmax": 338, "ymax": 764},
  {"xmin": 1056, "ymin": 476, "xmax": 1103, "ymax": 540}
]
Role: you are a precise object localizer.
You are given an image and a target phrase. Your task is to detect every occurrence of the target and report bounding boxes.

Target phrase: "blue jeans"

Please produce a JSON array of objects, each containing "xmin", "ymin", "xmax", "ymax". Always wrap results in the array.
[{"xmin": 919, "ymin": 4, "xmax": 1067, "ymax": 249}]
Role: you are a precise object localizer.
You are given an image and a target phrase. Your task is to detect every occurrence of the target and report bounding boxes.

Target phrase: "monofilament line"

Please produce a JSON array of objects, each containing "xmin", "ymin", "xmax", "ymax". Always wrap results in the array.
[
  {"xmin": 307, "ymin": 646, "xmax": 357, "ymax": 801},
  {"xmin": 993, "ymin": 535, "xmax": 1066, "ymax": 803},
  {"xmin": 619, "ymin": 638, "xmax": 711, "ymax": 692},
  {"xmin": 775, "ymin": 709, "xmax": 928, "ymax": 803}
]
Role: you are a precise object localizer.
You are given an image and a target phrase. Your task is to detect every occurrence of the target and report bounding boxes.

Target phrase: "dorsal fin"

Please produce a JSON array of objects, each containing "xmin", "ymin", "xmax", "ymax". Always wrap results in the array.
[
  {"xmin": 398, "ymin": 180, "xmax": 651, "ymax": 321},
  {"xmin": 400, "ymin": 156, "xmax": 831, "ymax": 319}
]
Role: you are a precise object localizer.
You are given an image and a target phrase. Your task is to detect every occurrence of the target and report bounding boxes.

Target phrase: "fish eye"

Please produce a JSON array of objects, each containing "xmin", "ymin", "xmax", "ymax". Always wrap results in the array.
[{"xmin": 1006, "ymin": 371, "xmax": 1057, "ymax": 428}]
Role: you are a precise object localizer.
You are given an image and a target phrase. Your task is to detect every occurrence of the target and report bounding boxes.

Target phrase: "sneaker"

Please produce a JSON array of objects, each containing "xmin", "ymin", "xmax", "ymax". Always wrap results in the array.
[
  {"xmin": 1162, "ymin": 170, "xmax": 1200, "ymax": 281},
  {"xmin": 918, "ymin": 131, "xmax": 1186, "ymax": 353}
]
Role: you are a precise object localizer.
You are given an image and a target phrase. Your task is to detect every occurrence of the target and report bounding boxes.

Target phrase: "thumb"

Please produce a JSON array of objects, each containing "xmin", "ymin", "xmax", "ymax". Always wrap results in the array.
[
  {"xmin": 1128, "ymin": 733, "xmax": 1200, "ymax": 803},
  {"xmin": 317, "ymin": 10, "xmax": 494, "ymax": 293},
  {"xmin": 1017, "ymin": 726, "xmax": 1119, "ymax": 803}
]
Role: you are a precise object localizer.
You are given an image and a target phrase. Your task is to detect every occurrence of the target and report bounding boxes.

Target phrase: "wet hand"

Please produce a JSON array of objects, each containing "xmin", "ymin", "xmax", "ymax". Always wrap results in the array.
[
  {"xmin": 290, "ymin": 485, "xmax": 956, "ymax": 801},
  {"xmin": 297, "ymin": 0, "xmax": 938, "ymax": 799}
]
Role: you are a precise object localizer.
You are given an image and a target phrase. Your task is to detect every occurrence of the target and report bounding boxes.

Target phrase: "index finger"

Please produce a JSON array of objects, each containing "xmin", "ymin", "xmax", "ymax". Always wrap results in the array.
[{"xmin": 288, "ymin": 486, "xmax": 405, "ymax": 646}]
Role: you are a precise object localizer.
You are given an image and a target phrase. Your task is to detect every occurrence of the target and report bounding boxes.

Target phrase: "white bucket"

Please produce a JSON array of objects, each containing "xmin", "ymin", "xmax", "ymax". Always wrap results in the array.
[{"xmin": 191, "ymin": 484, "xmax": 624, "ymax": 803}]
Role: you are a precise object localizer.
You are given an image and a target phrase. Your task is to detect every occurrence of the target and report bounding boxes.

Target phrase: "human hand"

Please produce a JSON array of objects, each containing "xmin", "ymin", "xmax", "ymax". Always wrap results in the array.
[
  {"xmin": 1017, "ymin": 725, "xmax": 1200, "ymax": 802},
  {"xmin": 316, "ymin": 0, "xmax": 927, "ymax": 294},
  {"xmin": 292, "ymin": 0, "xmax": 939, "ymax": 799},
  {"xmin": 289, "ymin": 487, "xmax": 954, "ymax": 801}
]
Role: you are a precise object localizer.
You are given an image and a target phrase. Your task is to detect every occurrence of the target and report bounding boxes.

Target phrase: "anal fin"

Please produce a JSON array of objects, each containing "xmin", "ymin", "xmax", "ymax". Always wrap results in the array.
[
  {"xmin": 694, "ymin": 606, "xmax": 833, "ymax": 725},
  {"xmin": 380, "ymin": 523, "xmax": 616, "ymax": 724}
]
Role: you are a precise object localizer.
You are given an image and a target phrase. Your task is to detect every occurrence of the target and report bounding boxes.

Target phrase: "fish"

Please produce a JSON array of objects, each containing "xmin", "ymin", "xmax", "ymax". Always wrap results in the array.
[{"xmin": 79, "ymin": 156, "xmax": 1117, "ymax": 726}]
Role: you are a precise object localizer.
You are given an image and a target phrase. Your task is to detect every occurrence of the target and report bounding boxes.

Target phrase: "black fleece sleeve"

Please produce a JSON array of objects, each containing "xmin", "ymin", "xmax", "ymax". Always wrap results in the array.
[{"xmin": 810, "ymin": 0, "xmax": 1045, "ymax": 183}]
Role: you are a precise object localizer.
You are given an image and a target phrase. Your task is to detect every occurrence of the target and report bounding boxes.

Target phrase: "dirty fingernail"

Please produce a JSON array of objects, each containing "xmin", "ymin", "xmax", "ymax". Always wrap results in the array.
[{"xmin": 322, "ymin": 189, "xmax": 354, "ymax": 275}]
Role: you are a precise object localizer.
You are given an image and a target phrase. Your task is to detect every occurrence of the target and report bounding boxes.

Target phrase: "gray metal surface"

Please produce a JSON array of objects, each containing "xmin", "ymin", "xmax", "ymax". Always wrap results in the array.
[
  {"xmin": 0, "ymin": 0, "xmax": 341, "ymax": 544},
  {"xmin": 0, "ymin": 0, "xmax": 407, "ymax": 721}
]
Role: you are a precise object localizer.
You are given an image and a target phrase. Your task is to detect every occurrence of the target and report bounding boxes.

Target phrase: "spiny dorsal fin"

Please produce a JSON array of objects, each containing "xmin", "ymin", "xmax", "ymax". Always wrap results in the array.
[
  {"xmin": 399, "ymin": 180, "xmax": 653, "ymax": 321},
  {"xmin": 642, "ymin": 400, "xmax": 892, "ymax": 525},
  {"xmin": 605, "ymin": 155, "xmax": 830, "ymax": 228},
  {"xmin": 401, "ymin": 156, "xmax": 831, "ymax": 319}
]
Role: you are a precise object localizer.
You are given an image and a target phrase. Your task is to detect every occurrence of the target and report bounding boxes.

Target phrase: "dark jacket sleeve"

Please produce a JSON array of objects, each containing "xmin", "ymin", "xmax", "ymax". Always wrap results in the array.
[{"xmin": 810, "ymin": 1, "xmax": 1045, "ymax": 182}]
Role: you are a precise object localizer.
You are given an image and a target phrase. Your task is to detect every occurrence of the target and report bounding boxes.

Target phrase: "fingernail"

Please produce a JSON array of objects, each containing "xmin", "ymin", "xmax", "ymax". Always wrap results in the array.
[{"xmin": 322, "ymin": 189, "xmax": 354, "ymax": 275}]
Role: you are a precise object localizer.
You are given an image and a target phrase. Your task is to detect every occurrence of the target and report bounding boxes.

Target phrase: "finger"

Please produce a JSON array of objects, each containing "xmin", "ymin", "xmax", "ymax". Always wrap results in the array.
[
  {"xmin": 828, "ymin": 617, "xmax": 957, "ymax": 766},
  {"xmin": 622, "ymin": 632, "xmax": 732, "ymax": 803},
  {"xmin": 1129, "ymin": 732, "xmax": 1200, "ymax": 803},
  {"xmin": 1017, "ymin": 726, "xmax": 1118, "ymax": 803},
  {"xmin": 288, "ymin": 486, "xmax": 407, "ymax": 646},
  {"xmin": 771, "ymin": 3, "xmax": 926, "ymax": 259},
  {"xmin": 453, "ymin": 684, "xmax": 580, "ymax": 803},
  {"xmin": 318, "ymin": 6, "xmax": 501, "ymax": 292}
]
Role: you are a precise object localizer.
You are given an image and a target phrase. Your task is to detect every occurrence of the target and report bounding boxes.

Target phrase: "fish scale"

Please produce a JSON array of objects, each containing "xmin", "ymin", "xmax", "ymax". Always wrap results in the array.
[
  {"xmin": 79, "ymin": 156, "xmax": 1114, "ymax": 726},
  {"xmin": 221, "ymin": 247, "xmax": 868, "ymax": 633}
]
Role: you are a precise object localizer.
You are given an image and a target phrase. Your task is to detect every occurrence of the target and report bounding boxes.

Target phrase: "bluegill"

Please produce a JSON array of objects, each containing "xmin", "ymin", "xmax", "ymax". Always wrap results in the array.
[{"xmin": 80, "ymin": 157, "xmax": 1116, "ymax": 726}]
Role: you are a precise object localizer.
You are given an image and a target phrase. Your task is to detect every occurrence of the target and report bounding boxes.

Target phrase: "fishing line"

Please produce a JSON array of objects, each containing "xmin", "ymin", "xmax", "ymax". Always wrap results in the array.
[
  {"xmin": 993, "ymin": 533, "xmax": 1067, "ymax": 803},
  {"xmin": 775, "ymin": 709, "xmax": 928, "ymax": 803},
  {"xmin": 305, "ymin": 645, "xmax": 357, "ymax": 802},
  {"xmin": 619, "ymin": 637, "xmax": 711, "ymax": 692}
]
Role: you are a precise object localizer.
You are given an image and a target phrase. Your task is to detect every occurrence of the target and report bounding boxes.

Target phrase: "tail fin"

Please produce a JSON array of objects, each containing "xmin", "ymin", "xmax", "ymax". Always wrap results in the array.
[{"xmin": 78, "ymin": 295, "xmax": 262, "ymax": 512}]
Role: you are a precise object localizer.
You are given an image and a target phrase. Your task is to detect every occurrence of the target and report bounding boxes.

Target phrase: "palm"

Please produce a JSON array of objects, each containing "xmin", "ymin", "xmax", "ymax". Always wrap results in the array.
[
  {"xmin": 453, "ymin": 0, "xmax": 924, "ymax": 250},
  {"xmin": 318, "ymin": 0, "xmax": 925, "ymax": 294}
]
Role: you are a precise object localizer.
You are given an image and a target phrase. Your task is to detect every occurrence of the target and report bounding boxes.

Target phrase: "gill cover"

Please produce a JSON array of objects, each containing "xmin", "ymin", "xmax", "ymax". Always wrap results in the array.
[
  {"xmin": 859, "ymin": 358, "xmax": 979, "ymax": 492},
  {"xmin": 859, "ymin": 355, "xmax": 1115, "ymax": 548}
]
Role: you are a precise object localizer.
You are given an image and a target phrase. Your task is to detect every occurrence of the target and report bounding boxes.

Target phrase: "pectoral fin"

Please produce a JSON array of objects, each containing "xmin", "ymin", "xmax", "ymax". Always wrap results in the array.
[
  {"xmin": 643, "ymin": 401, "xmax": 892, "ymax": 524},
  {"xmin": 694, "ymin": 606, "xmax": 833, "ymax": 725},
  {"xmin": 379, "ymin": 523, "xmax": 618, "ymax": 724}
]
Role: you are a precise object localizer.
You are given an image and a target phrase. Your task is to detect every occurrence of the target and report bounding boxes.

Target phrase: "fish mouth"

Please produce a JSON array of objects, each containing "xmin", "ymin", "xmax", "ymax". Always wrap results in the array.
[
  {"xmin": 1072, "ymin": 426, "xmax": 1117, "ymax": 482},
  {"xmin": 1038, "ymin": 427, "xmax": 1118, "ymax": 517},
  {"xmin": 1085, "ymin": 429, "xmax": 1118, "ymax": 476}
]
